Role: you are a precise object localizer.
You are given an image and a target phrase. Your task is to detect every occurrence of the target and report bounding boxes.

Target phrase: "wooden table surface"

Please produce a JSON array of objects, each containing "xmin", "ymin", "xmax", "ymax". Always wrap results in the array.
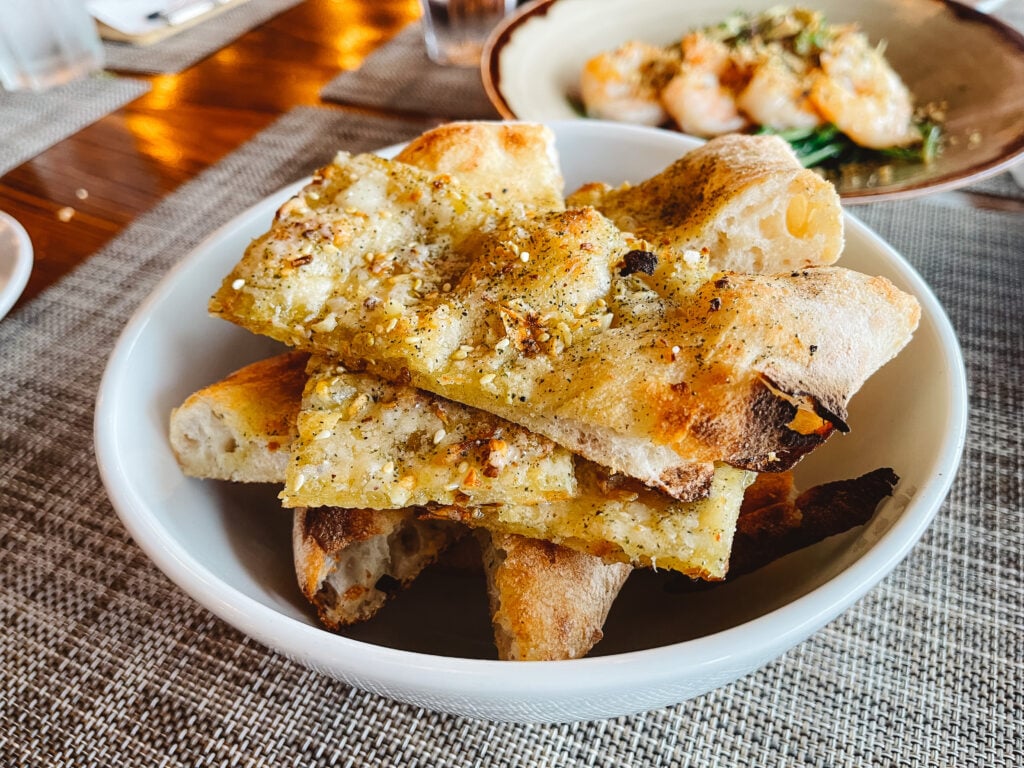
[{"xmin": 0, "ymin": 0, "xmax": 419, "ymax": 310}]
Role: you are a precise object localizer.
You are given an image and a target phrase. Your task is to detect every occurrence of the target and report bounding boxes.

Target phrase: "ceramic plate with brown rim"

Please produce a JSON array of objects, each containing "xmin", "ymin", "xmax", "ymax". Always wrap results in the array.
[{"xmin": 483, "ymin": 0, "xmax": 1024, "ymax": 203}]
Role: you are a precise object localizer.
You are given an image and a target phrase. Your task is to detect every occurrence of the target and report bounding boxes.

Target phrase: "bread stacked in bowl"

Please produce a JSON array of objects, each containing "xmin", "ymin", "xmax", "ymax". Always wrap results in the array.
[{"xmin": 169, "ymin": 122, "xmax": 918, "ymax": 660}]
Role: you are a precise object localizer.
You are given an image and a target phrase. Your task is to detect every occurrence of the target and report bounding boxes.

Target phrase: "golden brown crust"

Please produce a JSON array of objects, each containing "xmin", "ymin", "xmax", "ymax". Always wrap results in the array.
[
  {"xmin": 739, "ymin": 470, "xmax": 797, "ymax": 515},
  {"xmin": 292, "ymin": 506, "xmax": 401, "ymax": 606},
  {"xmin": 293, "ymin": 506, "xmax": 457, "ymax": 629},
  {"xmin": 394, "ymin": 122, "xmax": 564, "ymax": 211},
  {"xmin": 169, "ymin": 351, "xmax": 308, "ymax": 482},
  {"xmin": 479, "ymin": 531, "xmax": 631, "ymax": 661},
  {"xmin": 728, "ymin": 467, "xmax": 898, "ymax": 577}
]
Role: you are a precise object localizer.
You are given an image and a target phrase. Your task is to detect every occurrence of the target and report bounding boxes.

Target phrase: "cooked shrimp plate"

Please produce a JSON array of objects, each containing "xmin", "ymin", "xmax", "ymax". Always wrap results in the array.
[{"xmin": 579, "ymin": 7, "xmax": 924, "ymax": 154}]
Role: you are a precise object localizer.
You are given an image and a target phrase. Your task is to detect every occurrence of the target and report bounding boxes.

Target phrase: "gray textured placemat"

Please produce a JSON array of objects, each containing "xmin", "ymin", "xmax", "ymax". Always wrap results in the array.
[
  {"xmin": 0, "ymin": 74, "xmax": 149, "ymax": 176},
  {"xmin": 1, "ymin": 107, "xmax": 1021, "ymax": 766},
  {"xmin": 320, "ymin": 24, "xmax": 501, "ymax": 119},
  {"xmin": 102, "ymin": 0, "xmax": 303, "ymax": 74},
  {"xmin": 966, "ymin": 169, "xmax": 1024, "ymax": 200}
]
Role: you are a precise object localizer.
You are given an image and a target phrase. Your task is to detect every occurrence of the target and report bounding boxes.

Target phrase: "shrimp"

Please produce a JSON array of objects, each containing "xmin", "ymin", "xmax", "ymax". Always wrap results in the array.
[
  {"xmin": 660, "ymin": 33, "xmax": 747, "ymax": 137},
  {"xmin": 736, "ymin": 54, "xmax": 823, "ymax": 131},
  {"xmin": 809, "ymin": 31, "xmax": 919, "ymax": 149},
  {"xmin": 579, "ymin": 41, "xmax": 674, "ymax": 126}
]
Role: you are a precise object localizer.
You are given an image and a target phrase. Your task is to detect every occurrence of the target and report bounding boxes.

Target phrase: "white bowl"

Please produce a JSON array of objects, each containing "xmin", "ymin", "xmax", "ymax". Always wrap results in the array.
[
  {"xmin": 94, "ymin": 120, "xmax": 966, "ymax": 723},
  {"xmin": 483, "ymin": 0, "xmax": 1024, "ymax": 202},
  {"xmin": 0, "ymin": 210, "xmax": 33, "ymax": 321}
]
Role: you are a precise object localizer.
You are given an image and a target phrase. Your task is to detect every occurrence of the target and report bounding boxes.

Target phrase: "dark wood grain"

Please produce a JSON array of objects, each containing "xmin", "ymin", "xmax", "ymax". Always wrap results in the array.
[{"xmin": 0, "ymin": 0, "xmax": 419, "ymax": 308}]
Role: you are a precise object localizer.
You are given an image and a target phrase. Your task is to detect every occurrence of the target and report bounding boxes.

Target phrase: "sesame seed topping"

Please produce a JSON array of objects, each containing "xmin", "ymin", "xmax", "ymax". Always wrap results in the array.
[
  {"xmin": 231, "ymin": 278, "xmax": 245, "ymax": 290},
  {"xmin": 557, "ymin": 322, "xmax": 573, "ymax": 346},
  {"xmin": 433, "ymin": 428, "xmax": 446, "ymax": 444},
  {"xmin": 346, "ymin": 393, "xmax": 369, "ymax": 418},
  {"xmin": 479, "ymin": 373, "xmax": 496, "ymax": 385}
]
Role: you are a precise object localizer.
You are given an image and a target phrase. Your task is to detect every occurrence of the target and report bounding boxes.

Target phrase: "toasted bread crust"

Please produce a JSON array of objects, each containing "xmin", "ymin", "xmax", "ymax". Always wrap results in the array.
[
  {"xmin": 480, "ymin": 531, "xmax": 631, "ymax": 661},
  {"xmin": 293, "ymin": 507, "xmax": 457, "ymax": 629},
  {"xmin": 169, "ymin": 351, "xmax": 308, "ymax": 482},
  {"xmin": 395, "ymin": 122, "xmax": 564, "ymax": 211},
  {"xmin": 728, "ymin": 467, "xmax": 898, "ymax": 577}
]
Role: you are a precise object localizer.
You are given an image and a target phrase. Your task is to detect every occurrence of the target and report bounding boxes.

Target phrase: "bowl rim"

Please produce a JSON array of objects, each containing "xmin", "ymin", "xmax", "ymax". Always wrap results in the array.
[
  {"xmin": 93, "ymin": 119, "xmax": 967, "ymax": 705},
  {"xmin": 481, "ymin": 0, "xmax": 1024, "ymax": 203},
  {"xmin": 0, "ymin": 210, "xmax": 34, "ymax": 321}
]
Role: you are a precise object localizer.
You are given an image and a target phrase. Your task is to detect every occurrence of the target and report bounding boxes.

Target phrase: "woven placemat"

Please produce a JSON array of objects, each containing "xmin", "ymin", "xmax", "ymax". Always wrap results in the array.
[
  {"xmin": 320, "ymin": 23, "xmax": 501, "ymax": 119},
  {"xmin": 966, "ymin": 169, "xmax": 1024, "ymax": 200},
  {"xmin": 0, "ymin": 74, "xmax": 149, "ymax": 176},
  {"xmin": 102, "ymin": 0, "xmax": 303, "ymax": 74},
  {"xmin": 1, "ymin": 107, "xmax": 1020, "ymax": 766}
]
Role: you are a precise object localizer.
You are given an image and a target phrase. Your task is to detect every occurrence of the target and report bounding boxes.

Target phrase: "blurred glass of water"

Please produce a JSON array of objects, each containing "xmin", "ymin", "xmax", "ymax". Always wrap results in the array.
[
  {"xmin": 419, "ymin": 0, "xmax": 517, "ymax": 67},
  {"xmin": 0, "ymin": 0, "xmax": 104, "ymax": 92}
]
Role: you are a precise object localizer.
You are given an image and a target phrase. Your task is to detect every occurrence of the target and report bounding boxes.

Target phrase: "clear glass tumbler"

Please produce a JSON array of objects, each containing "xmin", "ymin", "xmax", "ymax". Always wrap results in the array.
[
  {"xmin": 419, "ymin": 0, "xmax": 517, "ymax": 67},
  {"xmin": 0, "ymin": 0, "xmax": 104, "ymax": 92}
]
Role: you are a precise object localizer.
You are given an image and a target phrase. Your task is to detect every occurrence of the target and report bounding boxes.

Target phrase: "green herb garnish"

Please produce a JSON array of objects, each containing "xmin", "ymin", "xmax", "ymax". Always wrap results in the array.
[{"xmin": 758, "ymin": 121, "xmax": 941, "ymax": 170}]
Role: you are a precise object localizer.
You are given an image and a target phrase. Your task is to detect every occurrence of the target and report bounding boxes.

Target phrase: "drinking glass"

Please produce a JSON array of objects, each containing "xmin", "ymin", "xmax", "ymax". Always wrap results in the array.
[
  {"xmin": 419, "ymin": 0, "xmax": 517, "ymax": 67},
  {"xmin": 0, "ymin": 0, "xmax": 104, "ymax": 92}
]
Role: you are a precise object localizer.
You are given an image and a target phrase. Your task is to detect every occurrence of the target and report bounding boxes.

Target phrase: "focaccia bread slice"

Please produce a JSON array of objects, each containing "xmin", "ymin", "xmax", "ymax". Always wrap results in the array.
[
  {"xmin": 169, "ymin": 349, "xmax": 752, "ymax": 579},
  {"xmin": 727, "ymin": 467, "xmax": 898, "ymax": 578},
  {"xmin": 429, "ymin": 462, "xmax": 755, "ymax": 580},
  {"xmin": 567, "ymin": 134, "xmax": 843, "ymax": 274},
  {"xmin": 210, "ymin": 144, "xmax": 919, "ymax": 499},
  {"xmin": 284, "ymin": 354, "xmax": 577, "ymax": 509},
  {"xmin": 479, "ymin": 530, "xmax": 632, "ymax": 661},
  {"xmin": 293, "ymin": 506, "xmax": 458, "ymax": 628},
  {"xmin": 394, "ymin": 121, "xmax": 564, "ymax": 211},
  {"xmin": 667, "ymin": 467, "xmax": 899, "ymax": 591},
  {"xmin": 169, "ymin": 350, "xmax": 308, "ymax": 483}
]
